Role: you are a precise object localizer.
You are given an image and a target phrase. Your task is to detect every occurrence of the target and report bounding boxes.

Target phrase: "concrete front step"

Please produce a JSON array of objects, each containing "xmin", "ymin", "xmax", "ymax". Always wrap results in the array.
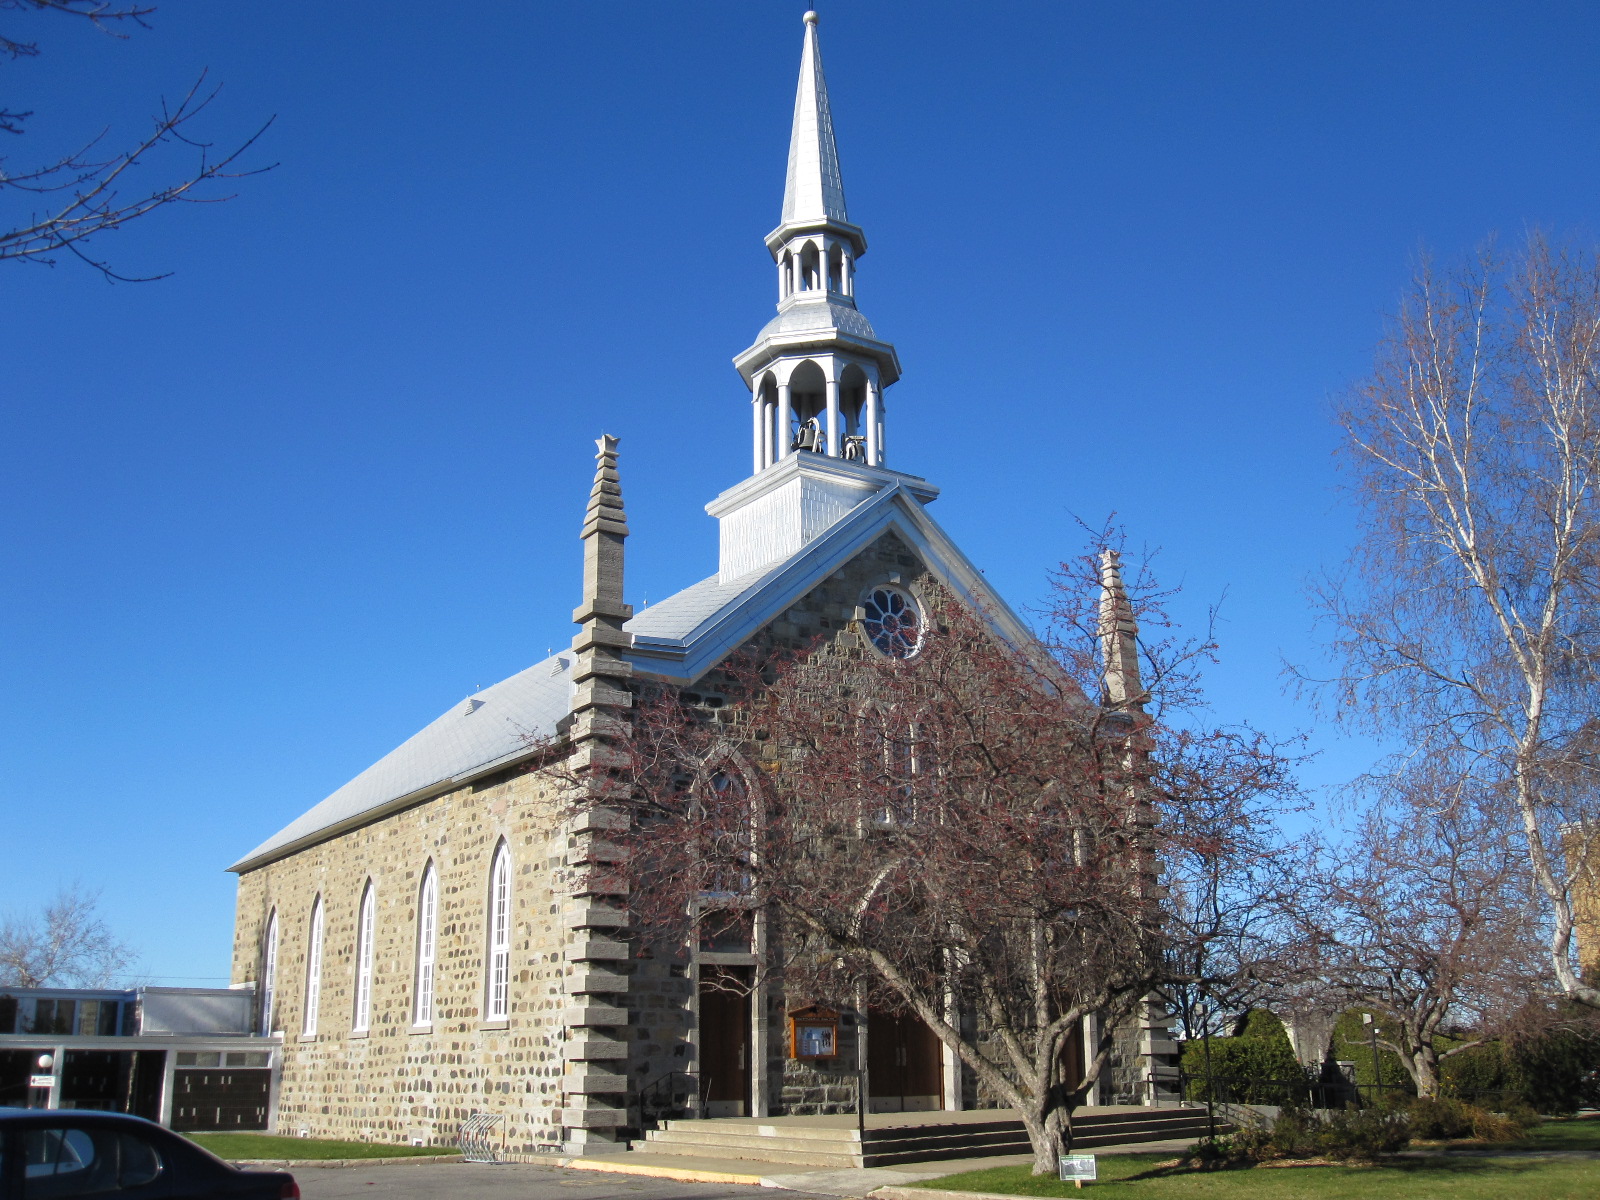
[
  {"xmin": 645, "ymin": 1126, "xmax": 1026, "ymax": 1154},
  {"xmin": 638, "ymin": 1109, "xmax": 1215, "ymax": 1168},
  {"xmin": 637, "ymin": 1138, "xmax": 858, "ymax": 1168}
]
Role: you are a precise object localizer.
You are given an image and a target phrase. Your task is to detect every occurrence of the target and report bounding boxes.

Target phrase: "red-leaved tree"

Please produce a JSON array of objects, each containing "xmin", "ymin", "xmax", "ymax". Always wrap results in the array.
[{"xmin": 582, "ymin": 547, "xmax": 1297, "ymax": 1172}]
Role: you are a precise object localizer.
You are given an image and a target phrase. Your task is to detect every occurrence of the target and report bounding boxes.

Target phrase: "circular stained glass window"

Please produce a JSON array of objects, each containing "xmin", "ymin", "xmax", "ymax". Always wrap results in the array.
[{"xmin": 862, "ymin": 586, "xmax": 922, "ymax": 659}]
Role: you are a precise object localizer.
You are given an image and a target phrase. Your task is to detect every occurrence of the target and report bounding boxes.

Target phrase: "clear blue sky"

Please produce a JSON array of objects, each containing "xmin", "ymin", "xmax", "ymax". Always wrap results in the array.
[{"xmin": 5, "ymin": 2, "xmax": 1599, "ymax": 984}]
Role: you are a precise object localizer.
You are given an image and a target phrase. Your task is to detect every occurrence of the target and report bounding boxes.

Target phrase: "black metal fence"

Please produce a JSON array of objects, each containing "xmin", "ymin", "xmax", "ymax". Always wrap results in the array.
[
  {"xmin": 1177, "ymin": 1064, "xmax": 1515, "ymax": 1113},
  {"xmin": 1178, "ymin": 1066, "xmax": 1353, "ymax": 1109}
]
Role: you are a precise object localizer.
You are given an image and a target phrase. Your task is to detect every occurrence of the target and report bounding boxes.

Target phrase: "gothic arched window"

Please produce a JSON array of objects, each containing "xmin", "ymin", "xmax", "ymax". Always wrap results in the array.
[
  {"xmin": 486, "ymin": 844, "xmax": 512, "ymax": 1021},
  {"xmin": 414, "ymin": 863, "xmax": 439, "ymax": 1028},
  {"xmin": 303, "ymin": 897, "xmax": 324, "ymax": 1037},
  {"xmin": 352, "ymin": 882, "xmax": 375, "ymax": 1033},
  {"xmin": 259, "ymin": 911, "xmax": 278, "ymax": 1037},
  {"xmin": 862, "ymin": 586, "xmax": 922, "ymax": 659}
]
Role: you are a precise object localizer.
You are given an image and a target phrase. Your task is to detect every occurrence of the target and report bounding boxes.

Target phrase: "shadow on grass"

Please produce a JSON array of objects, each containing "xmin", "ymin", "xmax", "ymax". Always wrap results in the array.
[{"xmin": 1117, "ymin": 1155, "xmax": 1549, "ymax": 1183}]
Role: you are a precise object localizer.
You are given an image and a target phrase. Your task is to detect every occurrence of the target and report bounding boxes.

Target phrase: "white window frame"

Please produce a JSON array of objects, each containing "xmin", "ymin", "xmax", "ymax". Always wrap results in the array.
[
  {"xmin": 260, "ymin": 911, "xmax": 278, "ymax": 1036},
  {"xmin": 414, "ymin": 865, "xmax": 438, "ymax": 1028},
  {"xmin": 303, "ymin": 898, "xmax": 324, "ymax": 1037},
  {"xmin": 486, "ymin": 845, "xmax": 511, "ymax": 1021},
  {"xmin": 860, "ymin": 584, "xmax": 924, "ymax": 660},
  {"xmin": 352, "ymin": 882, "xmax": 375, "ymax": 1033}
]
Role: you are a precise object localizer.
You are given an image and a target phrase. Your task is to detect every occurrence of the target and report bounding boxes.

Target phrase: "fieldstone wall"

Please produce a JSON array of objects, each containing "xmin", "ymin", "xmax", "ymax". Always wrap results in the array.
[
  {"xmin": 231, "ymin": 766, "xmax": 573, "ymax": 1151},
  {"xmin": 231, "ymin": 530, "xmax": 1176, "ymax": 1136},
  {"xmin": 231, "ymin": 530, "xmax": 933, "ymax": 1145},
  {"xmin": 776, "ymin": 1007, "xmax": 862, "ymax": 1115}
]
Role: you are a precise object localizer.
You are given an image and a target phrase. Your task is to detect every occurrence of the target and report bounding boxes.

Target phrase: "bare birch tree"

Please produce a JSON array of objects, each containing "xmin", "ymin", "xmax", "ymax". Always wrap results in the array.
[
  {"xmin": 1320, "ymin": 233, "xmax": 1600, "ymax": 1009},
  {"xmin": 2, "ymin": 1, "xmax": 272, "ymax": 281},
  {"xmin": 0, "ymin": 884, "xmax": 138, "ymax": 988}
]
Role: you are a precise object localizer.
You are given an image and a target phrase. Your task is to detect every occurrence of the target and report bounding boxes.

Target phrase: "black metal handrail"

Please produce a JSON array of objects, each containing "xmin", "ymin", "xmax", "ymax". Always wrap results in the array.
[{"xmin": 633, "ymin": 1068, "xmax": 698, "ymax": 1133}]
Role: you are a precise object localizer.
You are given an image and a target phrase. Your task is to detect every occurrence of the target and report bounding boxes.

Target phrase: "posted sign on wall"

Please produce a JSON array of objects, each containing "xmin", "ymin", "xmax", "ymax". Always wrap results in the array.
[
  {"xmin": 1059, "ymin": 1155, "xmax": 1097, "ymax": 1187},
  {"xmin": 29, "ymin": 1075, "xmax": 54, "ymax": 1089}
]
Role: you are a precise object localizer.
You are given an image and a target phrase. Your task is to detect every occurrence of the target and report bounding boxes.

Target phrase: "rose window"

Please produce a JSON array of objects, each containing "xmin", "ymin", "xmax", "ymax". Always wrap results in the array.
[{"xmin": 862, "ymin": 587, "xmax": 922, "ymax": 659}]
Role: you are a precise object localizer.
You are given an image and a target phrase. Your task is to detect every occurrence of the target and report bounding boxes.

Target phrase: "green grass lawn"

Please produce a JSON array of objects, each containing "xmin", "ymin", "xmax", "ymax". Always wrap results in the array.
[
  {"xmin": 185, "ymin": 1132, "xmax": 455, "ymax": 1160},
  {"xmin": 1504, "ymin": 1113, "xmax": 1600, "ymax": 1152},
  {"xmin": 916, "ymin": 1152, "xmax": 1600, "ymax": 1199}
]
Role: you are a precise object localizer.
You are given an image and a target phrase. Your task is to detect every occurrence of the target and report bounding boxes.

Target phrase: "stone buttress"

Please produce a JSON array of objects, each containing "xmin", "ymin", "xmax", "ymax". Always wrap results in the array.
[{"xmin": 559, "ymin": 435, "xmax": 636, "ymax": 1152}]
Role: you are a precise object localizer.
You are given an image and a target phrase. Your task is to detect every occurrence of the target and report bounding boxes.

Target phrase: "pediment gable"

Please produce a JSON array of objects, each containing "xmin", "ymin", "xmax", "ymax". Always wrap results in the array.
[{"xmin": 625, "ymin": 480, "xmax": 1038, "ymax": 685}]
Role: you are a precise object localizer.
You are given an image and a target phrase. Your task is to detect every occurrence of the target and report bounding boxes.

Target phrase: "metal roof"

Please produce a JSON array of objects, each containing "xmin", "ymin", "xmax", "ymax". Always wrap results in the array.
[
  {"xmin": 781, "ymin": 12, "xmax": 848, "ymax": 229},
  {"xmin": 229, "ymin": 652, "xmax": 576, "ymax": 872},
  {"xmin": 230, "ymin": 565, "xmax": 783, "ymax": 873},
  {"xmin": 230, "ymin": 484, "xmax": 1038, "ymax": 874},
  {"xmin": 754, "ymin": 297, "xmax": 876, "ymax": 343}
]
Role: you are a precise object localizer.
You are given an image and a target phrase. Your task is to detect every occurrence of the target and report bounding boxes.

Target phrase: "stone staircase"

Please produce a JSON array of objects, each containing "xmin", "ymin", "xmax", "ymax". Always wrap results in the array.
[{"xmin": 633, "ymin": 1107, "xmax": 1217, "ymax": 1169}]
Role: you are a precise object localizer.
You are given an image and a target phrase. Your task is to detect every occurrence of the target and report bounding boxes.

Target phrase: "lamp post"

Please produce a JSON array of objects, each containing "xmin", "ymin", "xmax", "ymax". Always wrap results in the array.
[
  {"xmin": 1361, "ymin": 1013, "xmax": 1382, "ymax": 1108},
  {"xmin": 29, "ymin": 1052, "xmax": 55, "ymax": 1110}
]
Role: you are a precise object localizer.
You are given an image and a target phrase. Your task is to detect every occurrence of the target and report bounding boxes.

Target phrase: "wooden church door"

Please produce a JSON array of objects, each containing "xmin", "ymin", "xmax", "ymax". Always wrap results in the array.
[
  {"xmin": 698, "ymin": 967, "xmax": 752, "ymax": 1117},
  {"xmin": 868, "ymin": 1008, "xmax": 943, "ymax": 1112}
]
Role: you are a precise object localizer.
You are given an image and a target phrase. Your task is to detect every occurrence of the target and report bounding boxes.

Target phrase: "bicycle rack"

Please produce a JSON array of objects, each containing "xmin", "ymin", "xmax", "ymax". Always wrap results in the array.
[{"xmin": 459, "ymin": 1111, "xmax": 505, "ymax": 1162}]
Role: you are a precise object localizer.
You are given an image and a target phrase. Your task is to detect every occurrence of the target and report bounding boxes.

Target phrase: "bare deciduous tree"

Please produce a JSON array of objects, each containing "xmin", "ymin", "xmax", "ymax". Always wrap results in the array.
[
  {"xmin": 1320, "ymin": 233, "xmax": 1600, "ymax": 1010},
  {"xmin": 584, "ymin": 547, "xmax": 1296, "ymax": 1173},
  {"xmin": 2, "ymin": 0, "xmax": 272, "ymax": 281},
  {"xmin": 1287, "ymin": 767, "xmax": 1545, "ymax": 1097},
  {"xmin": 0, "ymin": 884, "xmax": 138, "ymax": 987}
]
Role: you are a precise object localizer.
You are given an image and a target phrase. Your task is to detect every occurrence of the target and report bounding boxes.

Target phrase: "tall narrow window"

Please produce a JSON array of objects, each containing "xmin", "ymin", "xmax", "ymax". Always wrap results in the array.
[
  {"xmin": 259, "ymin": 912, "xmax": 278, "ymax": 1036},
  {"xmin": 303, "ymin": 898, "xmax": 324, "ymax": 1037},
  {"xmin": 414, "ymin": 865, "xmax": 438, "ymax": 1027},
  {"xmin": 352, "ymin": 883, "xmax": 375, "ymax": 1033},
  {"xmin": 887, "ymin": 721, "xmax": 917, "ymax": 824},
  {"xmin": 486, "ymin": 845, "xmax": 511, "ymax": 1021}
]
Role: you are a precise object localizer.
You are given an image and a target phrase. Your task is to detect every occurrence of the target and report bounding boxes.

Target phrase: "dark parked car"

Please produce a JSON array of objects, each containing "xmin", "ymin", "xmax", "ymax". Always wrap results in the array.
[{"xmin": 0, "ymin": 1108, "xmax": 297, "ymax": 1199}]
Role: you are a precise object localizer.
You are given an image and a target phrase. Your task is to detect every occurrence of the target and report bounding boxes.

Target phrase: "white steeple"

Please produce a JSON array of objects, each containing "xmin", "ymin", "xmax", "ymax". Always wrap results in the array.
[
  {"xmin": 782, "ymin": 11, "xmax": 849, "ymax": 228},
  {"xmin": 734, "ymin": 10, "xmax": 902, "ymax": 477}
]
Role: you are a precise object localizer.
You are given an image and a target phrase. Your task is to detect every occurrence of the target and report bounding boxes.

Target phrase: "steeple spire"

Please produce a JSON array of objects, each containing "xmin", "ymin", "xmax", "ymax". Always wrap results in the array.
[
  {"xmin": 782, "ymin": 11, "xmax": 848, "ymax": 228},
  {"xmin": 1098, "ymin": 549, "xmax": 1145, "ymax": 711},
  {"xmin": 733, "ymin": 10, "xmax": 902, "ymax": 479}
]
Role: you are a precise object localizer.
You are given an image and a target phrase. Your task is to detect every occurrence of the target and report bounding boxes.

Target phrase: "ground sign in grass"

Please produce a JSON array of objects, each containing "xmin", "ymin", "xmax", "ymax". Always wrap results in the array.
[
  {"xmin": 185, "ymin": 1132, "xmax": 455, "ymax": 1160},
  {"xmin": 914, "ymin": 1153, "xmax": 1600, "ymax": 1200}
]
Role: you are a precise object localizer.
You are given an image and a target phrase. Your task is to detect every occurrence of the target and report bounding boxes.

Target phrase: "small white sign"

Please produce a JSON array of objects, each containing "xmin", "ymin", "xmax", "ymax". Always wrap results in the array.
[
  {"xmin": 29, "ymin": 1075, "xmax": 54, "ymax": 1089},
  {"xmin": 1059, "ymin": 1154, "xmax": 1097, "ymax": 1183}
]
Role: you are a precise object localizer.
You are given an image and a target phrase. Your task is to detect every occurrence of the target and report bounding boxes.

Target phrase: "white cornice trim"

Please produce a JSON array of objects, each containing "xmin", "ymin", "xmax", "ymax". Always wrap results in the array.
[
  {"xmin": 629, "ymin": 484, "xmax": 1040, "ymax": 685},
  {"xmin": 226, "ymin": 740, "xmax": 561, "ymax": 875}
]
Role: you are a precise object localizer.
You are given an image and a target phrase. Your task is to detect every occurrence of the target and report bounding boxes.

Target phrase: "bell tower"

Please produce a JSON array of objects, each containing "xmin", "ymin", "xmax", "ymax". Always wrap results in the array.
[{"xmin": 734, "ymin": 10, "xmax": 902, "ymax": 473}]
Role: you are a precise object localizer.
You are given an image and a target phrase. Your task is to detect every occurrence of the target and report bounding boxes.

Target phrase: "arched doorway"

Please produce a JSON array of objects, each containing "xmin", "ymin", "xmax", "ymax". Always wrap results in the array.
[{"xmin": 698, "ymin": 966, "xmax": 753, "ymax": 1117}]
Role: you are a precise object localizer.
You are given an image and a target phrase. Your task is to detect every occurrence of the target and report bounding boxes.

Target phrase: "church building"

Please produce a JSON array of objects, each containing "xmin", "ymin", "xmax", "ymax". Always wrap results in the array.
[{"xmin": 229, "ymin": 12, "xmax": 1173, "ymax": 1154}]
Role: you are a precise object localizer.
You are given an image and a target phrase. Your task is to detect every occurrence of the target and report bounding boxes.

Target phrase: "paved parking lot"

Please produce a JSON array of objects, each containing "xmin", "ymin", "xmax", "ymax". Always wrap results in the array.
[{"xmin": 296, "ymin": 1161, "xmax": 839, "ymax": 1200}]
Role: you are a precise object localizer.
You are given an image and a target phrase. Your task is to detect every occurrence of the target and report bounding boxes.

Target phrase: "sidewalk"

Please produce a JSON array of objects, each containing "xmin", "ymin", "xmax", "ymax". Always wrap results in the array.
[{"xmin": 561, "ymin": 1136, "xmax": 1197, "ymax": 1195}]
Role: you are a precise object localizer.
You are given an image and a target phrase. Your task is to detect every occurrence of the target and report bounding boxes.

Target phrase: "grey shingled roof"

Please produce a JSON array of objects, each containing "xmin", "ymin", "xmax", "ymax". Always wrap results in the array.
[
  {"xmin": 229, "ymin": 653, "xmax": 575, "ymax": 871},
  {"xmin": 229, "ymin": 565, "xmax": 785, "ymax": 872},
  {"xmin": 231, "ymin": 484, "xmax": 1038, "ymax": 873},
  {"xmin": 626, "ymin": 564, "xmax": 782, "ymax": 643}
]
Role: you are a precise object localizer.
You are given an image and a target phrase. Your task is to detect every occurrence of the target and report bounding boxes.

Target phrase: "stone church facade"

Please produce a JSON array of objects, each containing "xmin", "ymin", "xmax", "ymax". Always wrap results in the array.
[{"xmin": 229, "ymin": 13, "xmax": 1175, "ymax": 1154}]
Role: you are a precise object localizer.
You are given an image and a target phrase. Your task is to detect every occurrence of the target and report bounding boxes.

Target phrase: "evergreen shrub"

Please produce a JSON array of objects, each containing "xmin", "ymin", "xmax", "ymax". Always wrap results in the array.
[
  {"xmin": 1181, "ymin": 1010, "xmax": 1307, "ymax": 1104},
  {"xmin": 1185, "ymin": 1104, "xmax": 1411, "ymax": 1165}
]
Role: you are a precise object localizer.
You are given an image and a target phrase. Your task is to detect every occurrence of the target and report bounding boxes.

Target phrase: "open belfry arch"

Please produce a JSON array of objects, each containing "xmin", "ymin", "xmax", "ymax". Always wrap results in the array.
[
  {"xmin": 226, "ymin": 11, "xmax": 1178, "ymax": 1155},
  {"xmin": 737, "ymin": 9, "xmax": 899, "ymax": 473}
]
